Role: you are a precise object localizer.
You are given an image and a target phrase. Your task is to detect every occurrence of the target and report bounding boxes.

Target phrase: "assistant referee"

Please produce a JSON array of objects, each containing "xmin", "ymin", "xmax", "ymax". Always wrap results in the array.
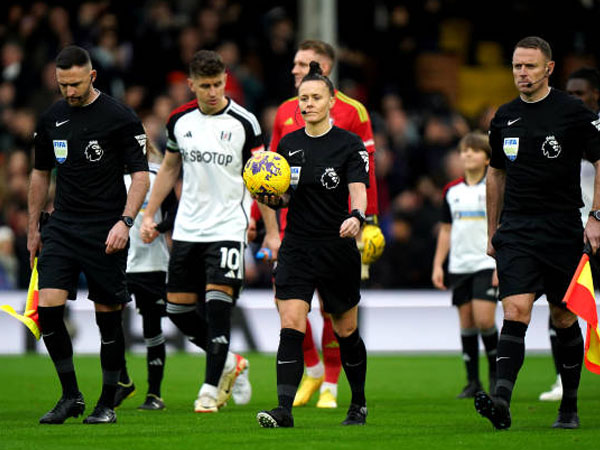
[
  {"xmin": 474, "ymin": 36, "xmax": 600, "ymax": 430},
  {"xmin": 28, "ymin": 45, "xmax": 149, "ymax": 424}
]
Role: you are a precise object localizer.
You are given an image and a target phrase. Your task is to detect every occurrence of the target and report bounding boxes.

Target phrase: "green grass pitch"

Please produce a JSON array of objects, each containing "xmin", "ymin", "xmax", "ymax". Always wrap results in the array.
[{"xmin": 1, "ymin": 353, "xmax": 599, "ymax": 449}]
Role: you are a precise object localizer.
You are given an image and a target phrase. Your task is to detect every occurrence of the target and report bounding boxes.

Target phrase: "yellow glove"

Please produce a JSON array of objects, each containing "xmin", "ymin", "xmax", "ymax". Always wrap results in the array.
[{"xmin": 361, "ymin": 224, "xmax": 386, "ymax": 265}]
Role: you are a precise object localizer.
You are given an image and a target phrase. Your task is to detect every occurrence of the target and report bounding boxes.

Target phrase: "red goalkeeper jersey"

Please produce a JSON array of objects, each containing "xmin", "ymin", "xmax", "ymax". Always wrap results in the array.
[{"xmin": 267, "ymin": 90, "xmax": 378, "ymax": 234}]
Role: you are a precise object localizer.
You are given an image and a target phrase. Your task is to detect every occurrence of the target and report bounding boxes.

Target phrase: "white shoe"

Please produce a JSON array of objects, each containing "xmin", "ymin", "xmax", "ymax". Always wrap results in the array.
[
  {"xmin": 232, "ymin": 360, "xmax": 252, "ymax": 405},
  {"xmin": 539, "ymin": 376, "xmax": 562, "ymax": 402},
  {"xmin": 217, "ymin": 354, "xmax": 249, "ymax": 408},
  {"xmin": 194, "ymin": 393, "xmax": 218, "ymax": 413}
]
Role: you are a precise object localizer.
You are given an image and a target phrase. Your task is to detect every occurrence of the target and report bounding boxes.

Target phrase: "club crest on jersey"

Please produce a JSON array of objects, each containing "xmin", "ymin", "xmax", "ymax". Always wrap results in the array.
[
  {"xmin": 220, "ymin": 131, "xmax": 232, "ymax": 141},
  {"xmin": 503, "ymin": 137, "xmax": 519, "ymax": 161},
  {"xmin": 53, "ymin": 140, "xmax": 68, "ymax": 163},
  {"xmin": 321, "ymin": 167, "xmax": 340, "ymax": 190},
  {"xmin": 290, "ymin": 166, "xmax": 301, "ymax": 188},
  {"xmin": 541, "ymin": 135, "xmax": 561, "ymax": 159},
  {"xmin": 85, "ymin": 140, "xmax": 104, "ymax": 162}
]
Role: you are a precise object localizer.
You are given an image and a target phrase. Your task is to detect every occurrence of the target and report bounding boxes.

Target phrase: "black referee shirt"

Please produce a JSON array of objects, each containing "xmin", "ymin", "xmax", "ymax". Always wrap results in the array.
[
  {"xmin": 277, "ymin": 126, "xmax": 369, "ymax": 239},
  {"xmin": 490, "ymin": 88, "xmax": 600, "ymax": 214},
  {"xmin": 34, "ymin": 92, "xmax": 148, "ymax": 216}
]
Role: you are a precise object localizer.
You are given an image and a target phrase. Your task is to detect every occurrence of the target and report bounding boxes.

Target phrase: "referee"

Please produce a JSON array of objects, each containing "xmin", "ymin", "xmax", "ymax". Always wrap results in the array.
[
  {"xmin": 474, "ymin": 37, "xmax": 600, "ymax": 430},
  {"xmin": 28, "ymin": 46, "xmax": 149, "ymax": 424},
  {"xmin": 256, "ymin": 62, "xmax": 369, "ymax": 428}
]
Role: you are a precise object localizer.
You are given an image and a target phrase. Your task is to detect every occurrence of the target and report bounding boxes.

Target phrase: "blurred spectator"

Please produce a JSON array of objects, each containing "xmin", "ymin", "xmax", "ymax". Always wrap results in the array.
[{"xmin": 0, "ymin": 225, "xmax": 18, "ymax": 289}]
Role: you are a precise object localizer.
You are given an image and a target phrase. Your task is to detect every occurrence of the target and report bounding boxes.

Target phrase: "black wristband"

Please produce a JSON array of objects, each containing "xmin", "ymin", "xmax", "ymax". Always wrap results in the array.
[{"xmin": 350, "ymin": 209, "xmax": 366, "ymax": 227}]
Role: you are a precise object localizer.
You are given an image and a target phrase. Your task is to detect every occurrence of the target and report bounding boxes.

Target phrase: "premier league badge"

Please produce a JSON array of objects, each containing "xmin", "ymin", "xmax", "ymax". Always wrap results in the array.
[
  {"xmin": 503, "ymin": 137, "xmax": 519, "ymax": 161},
  {"xmin": 290, "ymin": 166, "xmax": 301, "ymax": 189},
  {"xmin": 53, "ymin": 140, "xmax": 68, "ymax": 164}
]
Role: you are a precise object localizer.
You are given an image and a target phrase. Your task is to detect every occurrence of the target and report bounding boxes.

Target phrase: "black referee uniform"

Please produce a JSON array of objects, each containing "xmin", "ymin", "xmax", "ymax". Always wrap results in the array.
[
  {"xmin": 34, "ymin": 92, "xmax": 149, "ymax": 302},
  {"xmin": 275, "ymin": 126, "xmax": 369, "ymax": 313},
  {"xmin": 482, "ymin": 87, "xmax": 600, "ymax": 428},
  {"xmin": 489, "ymin": 88, "xmax": 600, "ymax": 303}
]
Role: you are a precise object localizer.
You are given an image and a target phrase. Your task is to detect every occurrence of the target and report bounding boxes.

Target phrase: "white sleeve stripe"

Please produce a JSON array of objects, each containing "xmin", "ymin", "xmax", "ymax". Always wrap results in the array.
[
  {"xmin": 363, "ymin": 139, "xmax": 374, "ymax": 147},
  {"xmin": 229, "ymin": 103, "xmax": 261, "ymax": 135}
]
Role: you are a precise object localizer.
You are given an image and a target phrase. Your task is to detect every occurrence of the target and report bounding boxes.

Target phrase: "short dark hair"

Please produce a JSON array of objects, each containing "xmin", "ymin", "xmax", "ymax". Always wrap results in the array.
[
  {"xmin": 515, "ymin": 36, "xmax": 552, "ymax": 61},
  {"xmin": 298, "ymin": 40, "xmax": 335, "ymax": 64},
  {"xmin": 568, "ymin": 67, "xmax": 600, "ymax": 90},
  {"xmin": 459, "ymin": 131, "xmax": 491, "ymax": 158},
  {"xmin": 56, "ymin": 45, "xmax": 91, "ymax": 69},
  {"xmin": 300, "ymin": 61, "xmax": 335, "ymax": 96},
  {"xmin": 189, "ymin": 50, "xmax": 225, "ymax": 78}
]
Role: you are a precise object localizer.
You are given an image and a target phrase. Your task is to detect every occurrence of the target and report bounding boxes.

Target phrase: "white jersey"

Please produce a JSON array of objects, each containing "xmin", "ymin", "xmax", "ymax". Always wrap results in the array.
[
  {"xmin": 166, "ymin": 98, "xmax": 264, "ymax": 243},
  {"xmin": 442, "ymin": 176, "xmax": 496, "ymax": 274},
  {"xmin": 125, "ymin": 162, "xmax": 170, "ymax": 273}
]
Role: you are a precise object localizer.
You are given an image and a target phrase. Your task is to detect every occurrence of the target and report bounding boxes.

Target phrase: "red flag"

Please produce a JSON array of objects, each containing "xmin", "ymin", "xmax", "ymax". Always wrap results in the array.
[
  {"xmin": 562, "ymin": 254, "xmax": 600, "ymax": 374},
  {"xmin": 0, "ymin": 258, "xmax": 41, "ymax": 340}
]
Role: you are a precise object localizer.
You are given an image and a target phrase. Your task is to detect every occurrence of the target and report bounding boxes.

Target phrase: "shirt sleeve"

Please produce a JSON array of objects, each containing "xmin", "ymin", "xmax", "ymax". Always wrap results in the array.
[
  {"xmin": 165, "ymin": 114, "xmax": 180, "ymax": 153},
  {"xmin": 241, "ymin": 115, "xmax": 265, "ymax": 164},
  {"xmin": 348, "ymin": 106, "xmax": 378, "ymax": 215},
  {"xmin": 488, "ymin": 115, "xmax": 505, "ymax": 170},
  {"xmin": 119, "ymin": 119, "xmax": 149, "ymax": 173},
  {"xmin": 33, "ymin": 118, "xmax": 55, "ymax": 171},
  {"xmin": 346, "ymin": 135, "xmax": 370, "ymax": 186},
  {"xmin": 580, "ymin": 109, "xmax": 600, "ymax": 163}
]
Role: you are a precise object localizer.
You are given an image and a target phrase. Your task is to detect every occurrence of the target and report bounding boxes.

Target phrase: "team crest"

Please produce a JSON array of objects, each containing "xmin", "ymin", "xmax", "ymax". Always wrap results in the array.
[
  {"xmin": 53, "ymin": 140, "xmax": 68, "ymax": 164},
  {"xmin": 321, "ymin": 167, "xmax": 340, "ymax": 190},
  {"xmin": 85, "ymin": 140, "xmax": 104, "ymax": 162},
  {"xmin": 503, "ymin": 137, "xmax": 519, "ymax": 161},
  {"xmin": 220, "ymin": 131, "xmax": 232, "ymax": 141},
  {"xmin": 541, "ymin": 135, "xmax": 561, "ymax": 159}
]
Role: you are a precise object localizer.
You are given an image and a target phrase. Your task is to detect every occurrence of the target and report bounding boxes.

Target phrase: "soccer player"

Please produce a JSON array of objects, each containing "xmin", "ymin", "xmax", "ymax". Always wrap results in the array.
[
  {"xmin": 270, "ymin": 39, "xmax": 380, "ymax": 409},
  {"xmin": 256, "ymin": 62, "xmax": 369, "ymax": 428},
  {"xmin": 140, "ymin": 50, "xmax": 278, "ymax": 413},
  {"xmin": 118, "ymin": 140, "xmax": 178, "ymax": 410},
  {"xmin": 474, "ymin": 36, "xmax": 600, "ymax": 430},
  {"xmin": 28, "ymin": 45, "xmax": 150, "ymax": 424},
  {"xmin": 539, "ymin": 67, "xmax": 600, "ymax": 402},
  {"xmin": 432, "ymin": 132, "xmax": 498, "ymax": 399}
]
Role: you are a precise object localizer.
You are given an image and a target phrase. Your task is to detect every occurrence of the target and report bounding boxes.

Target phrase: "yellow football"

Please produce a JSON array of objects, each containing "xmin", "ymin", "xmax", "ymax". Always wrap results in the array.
[
  {"xmin": 243, "ymin": 151, "xmax": 291, "ymax": 196},
  {"xmin": 361, "ymin": 224, "xmax": 386, "ymax": 264}
]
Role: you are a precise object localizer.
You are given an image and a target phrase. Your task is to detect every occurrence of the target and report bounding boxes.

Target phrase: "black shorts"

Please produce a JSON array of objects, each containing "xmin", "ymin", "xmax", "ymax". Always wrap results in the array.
[
  {"xmin": 167, "ymin": 240, "xmax": 245, "ymax": 300},
  {"xmin": 492, "ymin": 212, "xmax": 583, "ymax": 305},
  {"xmin": 274, "ymin": 235, "xmax": 361, "ymax": 315},
  {"xmin": 38, "ymin": 212, "xmax": 129, "ymax": 305},
  {"xmin": 127, "ymin": 271, "xmax": 167, "ymax": 315},
  {"xmin": 449, "ymin": 269, "xmax": 498, "ymax": 306}
]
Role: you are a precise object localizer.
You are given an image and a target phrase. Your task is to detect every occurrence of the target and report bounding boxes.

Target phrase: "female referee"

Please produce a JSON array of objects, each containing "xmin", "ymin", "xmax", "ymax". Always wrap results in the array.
[{"xmin": 256, "ymin": 62, "xmax": 369, "ymax": 428}]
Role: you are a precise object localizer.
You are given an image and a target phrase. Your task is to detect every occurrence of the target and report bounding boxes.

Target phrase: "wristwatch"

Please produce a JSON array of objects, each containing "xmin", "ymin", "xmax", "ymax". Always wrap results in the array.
[
  {"xmin": 589, "ymin": 210, "xmax": 600, "ymax": 222},
  {"xmin": 350, "ymin": 209, "xmax": 366, "ymax": 227},
  {"xmin": 120, "ymin": 215, "xmax": 134, "ymax": 228}
]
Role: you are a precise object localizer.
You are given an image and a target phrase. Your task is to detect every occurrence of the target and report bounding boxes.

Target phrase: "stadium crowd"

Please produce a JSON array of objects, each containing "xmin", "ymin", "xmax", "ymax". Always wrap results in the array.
[{"xmin": 1, "ymin": 0, "xmax": 599, "ymax": 290}]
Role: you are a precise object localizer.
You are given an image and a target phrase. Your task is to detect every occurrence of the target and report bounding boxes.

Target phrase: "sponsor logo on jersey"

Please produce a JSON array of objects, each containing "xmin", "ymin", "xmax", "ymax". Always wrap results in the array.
[
  {"xmin": 184, "ymin": 131, "xmax": 192, "ymax": 138},
  {"xmin": 359, "ymin": 150, "xmax": 369, "ymax": 173},
  {"xmin": 85, "ymin": 140, "xmax": 104, "ymax": 162},
  {"xmin": 321, "ymin": 167, "xmax": 340, "ymax": 190},
  {"xmin": 290, "ymin": 166, "xmax": 301, "ymax": 188},
  {"xmin": 181, "ymin": 149, "xmax": 234, "ymax": 166},
  {"xmin": 53, "ymin": 140, "xmax": 68, "ymax": 163},
  {"xmin": 541, "ymin": 135, "xmax": 561, "ymax": 159},
  {"xmin": 503, "ymin": 137, "xmax": 519, "ymax": 161},
  {"xmin": 220, "ymin": 131, "xmax": 232, "ymax": 141}
]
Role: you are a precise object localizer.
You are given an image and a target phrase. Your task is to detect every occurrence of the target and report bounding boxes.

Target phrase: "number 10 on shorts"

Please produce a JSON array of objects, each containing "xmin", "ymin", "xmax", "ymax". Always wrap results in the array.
[{"xmin": 220, "ymin": 246, "xmax": 242, "ymax": 279}]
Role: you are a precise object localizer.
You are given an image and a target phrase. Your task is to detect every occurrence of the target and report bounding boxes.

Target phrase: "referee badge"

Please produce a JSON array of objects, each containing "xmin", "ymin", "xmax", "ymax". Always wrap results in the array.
[
  {"xmin": 53, "ymin": 140, "xmax": 68, "ymax": 164},
  {"xmin": 503, "ymin": 137, "xmax": 519, "ymax": 161},
  {"xmin": 290, "ymin": 166, "xmax": 301, "ymax": 189}
]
